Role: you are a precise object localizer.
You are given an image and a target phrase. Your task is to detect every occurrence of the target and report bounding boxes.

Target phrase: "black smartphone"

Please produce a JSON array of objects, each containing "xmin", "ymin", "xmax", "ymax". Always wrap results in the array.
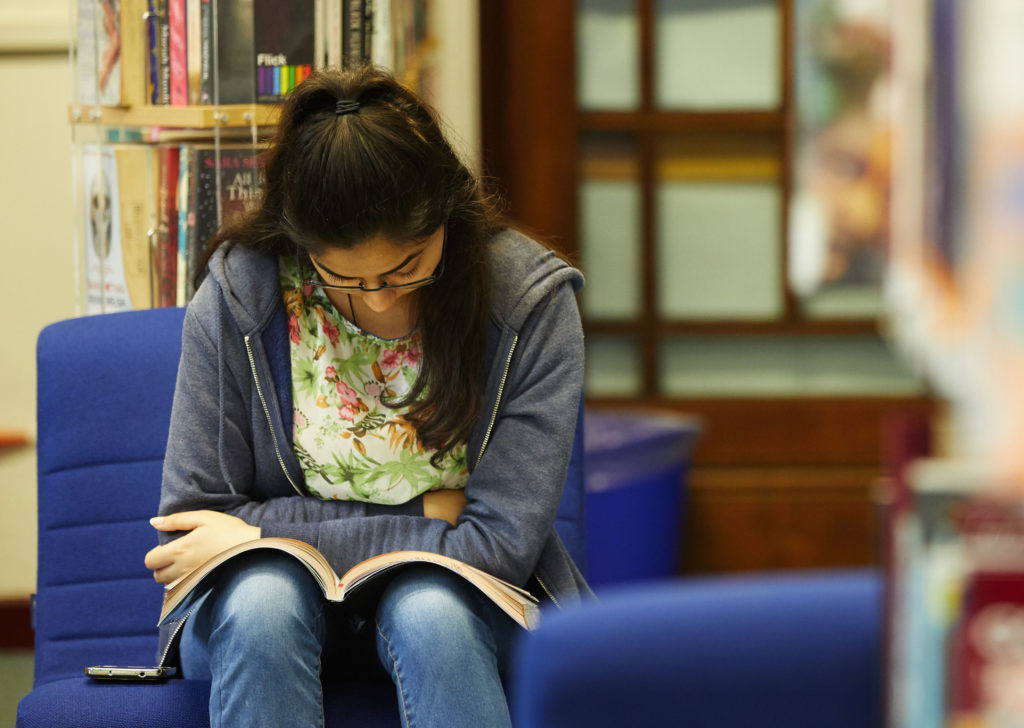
[{"xmin": 85, "ymin": 665, "xmax": 177, "ymax": 681}]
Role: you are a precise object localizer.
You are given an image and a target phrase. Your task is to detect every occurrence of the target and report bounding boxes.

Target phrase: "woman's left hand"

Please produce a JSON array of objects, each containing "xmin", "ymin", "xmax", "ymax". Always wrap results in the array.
[{"xmin": 144, "ymin": 510, "xmax": 261, "ymax": 584}]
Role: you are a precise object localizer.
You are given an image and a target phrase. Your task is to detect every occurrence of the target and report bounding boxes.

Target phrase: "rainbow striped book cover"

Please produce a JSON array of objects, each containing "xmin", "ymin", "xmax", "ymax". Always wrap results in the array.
[{"xmin": 253, "ymin": 0, "xmax": 315, "ymax": 102}]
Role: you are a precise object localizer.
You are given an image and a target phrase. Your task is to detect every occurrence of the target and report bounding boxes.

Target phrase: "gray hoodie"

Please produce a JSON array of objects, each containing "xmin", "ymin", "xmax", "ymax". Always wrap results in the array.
[{"xmin": 158, "ymin": 229, "xmax": 592, "ymax": 637}]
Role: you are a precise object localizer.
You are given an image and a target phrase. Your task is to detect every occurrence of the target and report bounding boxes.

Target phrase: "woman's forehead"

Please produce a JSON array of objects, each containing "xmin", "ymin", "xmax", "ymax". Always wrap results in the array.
[{"xmin": 312, "ymin": 226, "xmax": 442, "ymax": 275}]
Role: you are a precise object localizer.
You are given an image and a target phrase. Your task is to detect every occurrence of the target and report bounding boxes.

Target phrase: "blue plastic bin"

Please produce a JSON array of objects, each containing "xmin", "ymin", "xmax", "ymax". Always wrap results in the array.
[{"xmin": 583, "ymin": 410, "xmax": 701, "ymax": 589}]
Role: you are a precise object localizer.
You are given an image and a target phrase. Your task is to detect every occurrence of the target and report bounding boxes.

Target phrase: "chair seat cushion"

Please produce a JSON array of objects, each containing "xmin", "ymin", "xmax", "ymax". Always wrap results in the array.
[
  {"xmin": 17, "ymin": 678, "xmax": 211, "ymax": 728},
  {"xmin": 18, "ymin": 676, "xmax": 401, "ymax": 728}
]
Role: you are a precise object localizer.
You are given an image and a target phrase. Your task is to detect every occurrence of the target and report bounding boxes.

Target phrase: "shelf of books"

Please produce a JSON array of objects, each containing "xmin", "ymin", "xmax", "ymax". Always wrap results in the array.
[
  {"xmin": 71, "ymin": 0, "xmax": 434, "ymax": 314},
  {"xmin": 882, "ymin": 1, "xmax": 1024, "ymax": 726},
  {"xmin": 885, "ymin": 457, "xmax": 1024, "ymax": 728}
]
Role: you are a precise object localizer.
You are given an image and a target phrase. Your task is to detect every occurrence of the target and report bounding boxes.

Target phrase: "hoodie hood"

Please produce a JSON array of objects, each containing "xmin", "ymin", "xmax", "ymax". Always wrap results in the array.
[
  {"xmin": 487, "ymin": 229, "xmax": 584, "ymax": 333},
  {"xmin": 206, "ymin": 243, "xmax": 283, "ymax": 336}
]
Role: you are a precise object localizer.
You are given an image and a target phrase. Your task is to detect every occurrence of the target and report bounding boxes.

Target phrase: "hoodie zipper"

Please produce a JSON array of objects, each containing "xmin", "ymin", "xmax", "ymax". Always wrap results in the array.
[
  {"xmin": 474, "ymin": 335, "xmax": 563, "ymax": 609},
  {"xmin": 534, "ymin": 573, "xmax": 561, "ymax": 609},
  {"xmin": 475, "ymin": 335, "xmax": 518, "ymax": 468},
  {"xmin": 157, "ymin": 604, "xmax": 198, "ymax": 669},
  {"xmin": 245, "ymin": 335, "xmax": 304, "ymax": 496}
]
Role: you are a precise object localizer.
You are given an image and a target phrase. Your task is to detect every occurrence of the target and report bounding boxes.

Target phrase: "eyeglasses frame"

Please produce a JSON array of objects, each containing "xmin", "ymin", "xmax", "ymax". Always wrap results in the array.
[{"xmin": 297, "ymin": 226, "xmax": 447, "ymax": 293}]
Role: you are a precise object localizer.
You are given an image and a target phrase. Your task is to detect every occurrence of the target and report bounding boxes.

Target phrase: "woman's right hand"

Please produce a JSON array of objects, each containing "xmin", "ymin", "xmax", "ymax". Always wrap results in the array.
[{"xmin": 422, "ymin": 489, "xmax": 466, "ymax": 526}]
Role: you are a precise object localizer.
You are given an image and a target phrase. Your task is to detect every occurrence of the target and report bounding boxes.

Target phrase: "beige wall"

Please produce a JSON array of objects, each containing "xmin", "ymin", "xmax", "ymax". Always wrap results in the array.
[
  {"xmin": 0, "ymin": 3, "xmax": 479, "ymax": 598},
  {"xmin": 0, "ymin": 1, "xmax": 75, "ymax": 599},
  {"xmin": 431, "ymin": 0, "xmax": 480, "ymax": 174}
]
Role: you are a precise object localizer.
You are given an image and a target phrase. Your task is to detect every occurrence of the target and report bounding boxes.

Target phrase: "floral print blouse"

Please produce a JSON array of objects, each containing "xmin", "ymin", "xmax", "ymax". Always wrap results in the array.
[{"xmin": 280, "ymin": 255, "xmax": 468, "ymax": 504}]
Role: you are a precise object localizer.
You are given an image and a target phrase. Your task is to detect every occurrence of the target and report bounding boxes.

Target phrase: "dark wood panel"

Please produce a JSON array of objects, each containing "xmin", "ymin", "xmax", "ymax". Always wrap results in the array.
[
  {"xmin": 681, "ymin": 466, "xmax": 882, "ymax": 573},
  {"xmin": 587, "ymin": 396, "xmax": 939, "ymax": 466},
  {"xmin": 585, "ymin": 319, "xmax": 881, "ymax": 335},
  {"xmin": 478, "ymin": 0, "xmax": 577, "ymax": 257}
]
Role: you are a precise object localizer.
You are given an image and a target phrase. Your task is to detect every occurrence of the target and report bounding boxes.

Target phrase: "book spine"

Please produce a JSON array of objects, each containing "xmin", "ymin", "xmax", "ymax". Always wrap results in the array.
[
  {"xmin": 314, "ymin": 0, "xmax": 325, "ymax": 69},
  {"xmin": 343, "ymin": 0, "xmax": 363, "ymax": 68},
  {"xmin": 370, "ymin": 0, "xmax": 392, "ymax": 70},
  {"xmin": 185, "ymin": 146, "xmax": 214, "ymax": 303},
  {"xmin": 156, "ymin": 0, "xmax": 171, "ymax": 104},
  {"xmin": 362, "ymin": 0, "xmax": 373, "ymax": 65},
  {"xmin": 214, "ymin": 0, "xmax": 256, "ymax": 105},
  {"xmin": 186, "ymin": 0, "xmax": 202, "ymax": 105},
  {"xmin": 253, "ymin": 0, "xmax": 315, "ymax": 102},
  {"xmin": 199, "ymin": 0, "xmax": 212, "ymax": 104},
  {"xmin": 146, "ymin": 0, "xmax": 159, "ymax": 103},
  {"xmin": 168, "ymin": 0, "xmax": 187, "ymax": 105},
  {"xmin": 176, "ymin": 144, "xmax": 190, "ymax": 305},
  {"xmin": 325, "ymin": 0, "xmax": 342, "ymax": 69},
  {"xmin": 97, "ymin": 0, "xmax": 124, "ymax": 105},
  {"xmin": 156, "ymin": 145, "xmax": 180, "ymax": 307},
  {"xmin": 392, "ymin": 0, "xmax": 407, "ymax": 78}
]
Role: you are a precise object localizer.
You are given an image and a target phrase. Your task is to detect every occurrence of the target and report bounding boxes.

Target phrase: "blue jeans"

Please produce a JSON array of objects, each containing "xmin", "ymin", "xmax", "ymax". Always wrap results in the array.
[{"xmin": 178, "ymin": 552, "xmax": 519, "ymax": 728}]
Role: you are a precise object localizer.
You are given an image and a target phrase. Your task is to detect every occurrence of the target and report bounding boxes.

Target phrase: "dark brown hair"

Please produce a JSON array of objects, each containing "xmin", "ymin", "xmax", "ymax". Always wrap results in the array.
[{"xmin": 201, "ymin": 65, "xmax": 504, "ymax": 464}]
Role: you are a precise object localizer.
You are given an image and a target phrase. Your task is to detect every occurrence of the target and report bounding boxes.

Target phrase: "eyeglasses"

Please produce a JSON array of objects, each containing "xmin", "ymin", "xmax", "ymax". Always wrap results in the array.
[{"xmin": 298, "ymin": 228, "xmax": 446, "ymax": 293}]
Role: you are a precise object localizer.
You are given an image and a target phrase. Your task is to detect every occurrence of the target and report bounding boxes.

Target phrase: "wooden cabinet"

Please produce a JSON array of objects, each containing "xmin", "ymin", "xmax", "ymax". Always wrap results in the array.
[{"xmin": 480, "ymin": 0, "xmax": 933, "ymax": 573}]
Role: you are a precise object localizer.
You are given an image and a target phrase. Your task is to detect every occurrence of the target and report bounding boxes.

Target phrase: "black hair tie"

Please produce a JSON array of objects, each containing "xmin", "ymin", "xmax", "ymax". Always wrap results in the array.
[{"xmin": 335, "ymin": 99, "xmax": 360, "ymax": 116}]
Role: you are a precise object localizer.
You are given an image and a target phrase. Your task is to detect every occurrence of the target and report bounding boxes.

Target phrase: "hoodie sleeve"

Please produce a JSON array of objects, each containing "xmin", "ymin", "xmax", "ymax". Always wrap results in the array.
[
  {"xmin": 158, "ymin": 287, "xmax": 423, "ymax": 545},
  {"xmin": 260, "ymin": 277, "xmax": 585, "ymax": 587}
]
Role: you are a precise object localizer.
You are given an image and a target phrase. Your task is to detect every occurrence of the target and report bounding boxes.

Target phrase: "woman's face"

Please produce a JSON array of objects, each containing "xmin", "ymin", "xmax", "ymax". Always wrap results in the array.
[{"xmin": 307, "ymin": 225, "xmax": 446, "ymax": 313}]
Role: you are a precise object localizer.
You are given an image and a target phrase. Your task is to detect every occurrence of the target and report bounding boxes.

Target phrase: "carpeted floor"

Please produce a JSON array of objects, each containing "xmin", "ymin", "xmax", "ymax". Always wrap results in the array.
[{"xmin": 0, "ymin": 651, "xmax": 33, "ymax": 728}]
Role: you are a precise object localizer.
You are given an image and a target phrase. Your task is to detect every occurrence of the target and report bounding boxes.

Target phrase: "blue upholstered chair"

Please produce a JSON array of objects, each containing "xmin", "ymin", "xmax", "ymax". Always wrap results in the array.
[
  {"xmin": 17, "ymin": 308, "xmax": 587, "ymax": 728},
  {"xmin": 510, "ymin": 569, "xmax": 884, "ymax": 728}
]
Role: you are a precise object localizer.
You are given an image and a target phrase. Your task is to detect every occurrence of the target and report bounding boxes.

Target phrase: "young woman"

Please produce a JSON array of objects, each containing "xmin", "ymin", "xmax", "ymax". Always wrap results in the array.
[{"xmin": 143, "ymin": 65, "xmax": 590, "ymax": 728}]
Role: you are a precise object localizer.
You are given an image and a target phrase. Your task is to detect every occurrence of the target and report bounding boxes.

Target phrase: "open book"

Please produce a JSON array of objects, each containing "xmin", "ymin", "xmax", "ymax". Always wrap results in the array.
[{"xmin": 160, "ymin": 537, "xmax": 541, "ymax": 630}]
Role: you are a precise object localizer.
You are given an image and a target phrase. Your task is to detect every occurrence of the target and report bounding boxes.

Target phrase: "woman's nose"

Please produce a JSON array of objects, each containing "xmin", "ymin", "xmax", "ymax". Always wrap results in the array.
[{"xmin": 358, "ymin": 288, "xmax": 399, "ymax": 312}]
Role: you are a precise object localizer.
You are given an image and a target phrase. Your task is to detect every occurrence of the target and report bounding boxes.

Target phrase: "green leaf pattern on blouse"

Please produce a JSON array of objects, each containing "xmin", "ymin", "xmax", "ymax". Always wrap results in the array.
[{"xmin": 280, "ymin": 255, "xmax": 468, "ymax": 503}]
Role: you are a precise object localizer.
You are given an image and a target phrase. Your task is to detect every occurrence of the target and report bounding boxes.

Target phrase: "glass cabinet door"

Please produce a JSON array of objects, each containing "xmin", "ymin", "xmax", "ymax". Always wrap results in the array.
[
  {"xmin": 577, "ymin": 0, "xmax": 641, "ymax": 111},
  {"xmin": 654, "ymin": 0, "xmax": 781, "ymax": 110}
]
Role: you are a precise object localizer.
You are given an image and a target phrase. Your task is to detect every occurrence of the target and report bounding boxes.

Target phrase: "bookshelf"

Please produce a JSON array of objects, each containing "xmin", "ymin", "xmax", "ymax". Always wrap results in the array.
[
  {"xmin": 70, "ymin": 0, "xmax": 437, "ymax": 315},
  {"xmin": 69, "ymin": 103, "xmax": 279, "ymax": 128}
]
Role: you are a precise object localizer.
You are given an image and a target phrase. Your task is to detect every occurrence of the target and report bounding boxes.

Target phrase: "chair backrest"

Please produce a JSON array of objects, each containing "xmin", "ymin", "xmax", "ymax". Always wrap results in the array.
[
  {"xmin": 34, "ymin": 308, "xmax": 186, "ymax": 685},
  {"xmin": 33, "ymin": 307, "xmax": 588, "ymax": 685}
]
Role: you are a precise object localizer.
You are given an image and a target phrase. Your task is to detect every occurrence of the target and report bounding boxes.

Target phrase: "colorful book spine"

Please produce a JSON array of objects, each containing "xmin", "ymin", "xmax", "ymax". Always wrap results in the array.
[
  {"xmin": 151, "ymin": 0, "xmax": 169, "ymax": 103},
  {"xmin": 168, "ymin": 0, "xmax": 187, "ymax": 105},
  {"xmin": 146, "ymin": 0, "xmax": 159, "ymax": 103},
  {"xmin": 176, "ymin": 144, "xmax": 191, "ymax": 304}
]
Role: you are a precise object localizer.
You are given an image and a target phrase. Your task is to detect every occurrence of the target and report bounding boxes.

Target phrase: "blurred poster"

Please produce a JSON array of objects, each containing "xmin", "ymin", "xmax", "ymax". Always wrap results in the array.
[
  {"xmin": 789, "ymin": 0, "xmax": 892, "ymax": 313},
  {"xmin": 888, "ymin": 0, "xmax": 1024, "ymax": 513},
  {"xmin": 956, "ymin": 0, "xmax": 1024, "ymax": 482}
]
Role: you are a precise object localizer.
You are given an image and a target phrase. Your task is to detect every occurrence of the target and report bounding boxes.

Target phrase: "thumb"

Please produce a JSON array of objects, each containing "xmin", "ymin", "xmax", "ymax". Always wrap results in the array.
[{"xmin": 150, "ymin": 511, "xmax": 208, "ymax": 532}]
